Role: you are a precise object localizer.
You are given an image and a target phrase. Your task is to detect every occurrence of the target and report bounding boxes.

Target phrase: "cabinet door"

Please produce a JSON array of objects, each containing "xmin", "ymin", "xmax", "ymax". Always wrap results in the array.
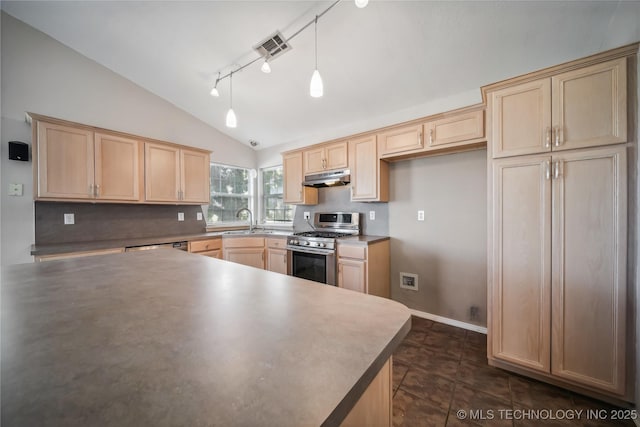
[
  {"xmin": 145, "ymin": 142, "xmax": 181, "ymax": 202},
  {"xmin": 37, "ymin": 122, "xmax": 95, "ymax": 199},
  {"xmin": 378, "ymin": 124, "xmax": 423, "ymax": 156},
  {"xmin": 338, "ymin": 259, "xmax": 367, "ymax": 293},
  {"xmin": 491, "ymin": 155, "xmax": 551, "ymax": 373},
  {"xmin": 283, "ymin": 151, "xmax": 318, "ymax": 205},
  {"xmin": 551, "ymin": 146, "xmax": 626, "ymax": 394},
  {"xmin": 267, "ymin": 248, "xmax": 288, "ymax": 275},
  {"xmin": 224, "ymin": 248, "xmax": 265, "ymax": 269},
  {"xmin": 490, "ymin": 79, "xmax": 551, "ymax": 158},
  {"xmin": 349, "ymin": 135, "xmax": 378, "ymax": 201},
  {"xmin": 94, "ymin": 133, "xmax": 141, "ymax": 201},
  {"xmin": 181, "ymin": 149, "xmax": 210, "ymax": 203},
  {"xmin": 551, "ymin": 58, "xmax": 627, "ymax": 151},
  {"xmin": 325, "ymin": 141, "xmax": 348, "ymax": 170},
  {"xmin": 426, "ymin": 109, "xmax": 484, "ymax": 148},
  {"xmin": 304, "ymin": 147, "xmax": 326, "ymax": 174}
]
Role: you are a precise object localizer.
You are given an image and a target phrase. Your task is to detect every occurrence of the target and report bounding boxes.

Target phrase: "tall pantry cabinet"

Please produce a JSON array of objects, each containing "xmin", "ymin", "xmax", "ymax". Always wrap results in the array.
[{"xmin": 484, "ymin": 45, "xmax": 636, "ymax": 402}]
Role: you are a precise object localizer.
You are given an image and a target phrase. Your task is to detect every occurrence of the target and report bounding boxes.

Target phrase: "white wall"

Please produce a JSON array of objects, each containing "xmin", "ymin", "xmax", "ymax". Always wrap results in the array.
[
  {"xmin": 0, "ymin": 12, "xmax": 256, "ymax": 265},
  {"xmin": 389, "ymin": 150, "xmax": 487, "ymax": 325}
]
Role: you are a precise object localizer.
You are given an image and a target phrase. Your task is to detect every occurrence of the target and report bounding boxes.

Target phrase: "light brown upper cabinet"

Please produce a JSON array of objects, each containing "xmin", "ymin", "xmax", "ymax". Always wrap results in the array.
[
  {"xmin": 377, "ymin": 123, "xmax": 423, "ymax": 157},
  {"xmin": 304, "ymin": 141, "xmax": 348, "ymax": 174},
  {"xmin": 425, "ymin": 109, "xmax": 484, "ymax": 149},
  {"xmin": 145, "ymin": 142, "xmax": 210, "ymax": 204},
  {"xmin": 36, "ymin": 121, "xmax": 142, "ymax": 202},
  {"xmin": 491, "ymin": 57, "xmax": 627, "ymax": 158},
  {"xmin": 348, "ymin": 134, "xmax": 389, "ymax": 202},
  {"xmin": 282, "ymin": 150, "xmax": 318, "ymax": 205},
  {"xmin": 490, "ymin": 145, "xmax": 627, "ymax": 397}
]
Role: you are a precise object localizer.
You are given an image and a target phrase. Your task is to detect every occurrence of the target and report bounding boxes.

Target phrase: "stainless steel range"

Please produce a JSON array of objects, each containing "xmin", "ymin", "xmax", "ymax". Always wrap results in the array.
[{"xmin": 287, "ymin": 212, "xmax": 360, "ymax": 285}]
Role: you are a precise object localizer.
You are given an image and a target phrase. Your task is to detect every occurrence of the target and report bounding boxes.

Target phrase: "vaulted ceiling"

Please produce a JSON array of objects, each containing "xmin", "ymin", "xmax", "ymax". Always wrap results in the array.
[{"xmin": 2, "ymin": 1, "xmax": 639, "ymax": 150}]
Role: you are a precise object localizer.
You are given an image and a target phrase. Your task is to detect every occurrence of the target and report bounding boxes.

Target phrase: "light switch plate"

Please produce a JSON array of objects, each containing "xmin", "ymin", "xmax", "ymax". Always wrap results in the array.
[
  {"xmin": 178, "ymin": 212, "xmax": 185, "ymax": 221},
  {"xmin": 64, "ymin": 213, "xmax": 75, "ymax": 225},
  {"xmin": 303, "ymin": 212, "xmax": 311, "ymax": 220},
  {"xmin": 8, "ymin": 183, "xmax": 23, "ymax": 196},
  {"xmin": 196, "ymin": 212, "xmax": 203, "ymax": 221},
  {"xmin": 369, "ymin": 211, "xmax": 375, "ymax": 220},
  {"xmin": 417, "ymin": 210, "xmax": 425, "ymax": 221}
]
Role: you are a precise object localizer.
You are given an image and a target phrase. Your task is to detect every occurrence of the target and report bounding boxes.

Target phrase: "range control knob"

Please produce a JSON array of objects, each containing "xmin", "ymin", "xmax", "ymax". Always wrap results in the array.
[
  {"xmin": 318, "ymin": 243, "xmax": 326, "ymax": 248},
  {"xmin": 303, "ymin": 241, "xmax": 310, "ymax": 246}
]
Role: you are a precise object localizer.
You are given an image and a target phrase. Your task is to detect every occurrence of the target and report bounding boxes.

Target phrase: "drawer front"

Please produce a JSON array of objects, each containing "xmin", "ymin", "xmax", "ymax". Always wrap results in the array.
[
  {"xmin": 223, "ymin": 237, "xmax": 265, "ymax": 249},
  {"xmin": 189, "ymin": 238, "xmax": 222, "ymax": 253},
  {"xmin": 266, "ymin": 237, "xmax": 287, "ymax": 249},
  {"xmin": 199, "ymin": 249, "xmax": 222, "ymax": 259},
  {"xmin": 427, "ymin": 109, "xmax": 484, "ymax": 147},
  {"xmin": 338, "ymin": 244, "xmax": 366, "ymax": 260}
]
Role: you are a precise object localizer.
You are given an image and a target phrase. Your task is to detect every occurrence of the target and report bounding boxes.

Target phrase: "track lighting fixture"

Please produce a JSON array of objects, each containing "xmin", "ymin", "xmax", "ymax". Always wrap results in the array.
[{"xmin": 212, "ymin": 0, "xmax": 367, "ymax": 127}]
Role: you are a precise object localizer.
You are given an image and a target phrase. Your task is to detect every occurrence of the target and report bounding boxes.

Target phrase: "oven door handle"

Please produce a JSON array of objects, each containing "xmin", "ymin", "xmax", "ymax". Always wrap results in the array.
[{"xmin": 286, "ymin": 246, "xmax": 334, "ymax": 256}]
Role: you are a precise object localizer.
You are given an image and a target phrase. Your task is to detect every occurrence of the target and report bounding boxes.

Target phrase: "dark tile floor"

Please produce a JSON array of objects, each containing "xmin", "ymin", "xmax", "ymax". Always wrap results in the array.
[{"xmin": 392, "ymin": 316, "xmax": 635, "ymax": 427}]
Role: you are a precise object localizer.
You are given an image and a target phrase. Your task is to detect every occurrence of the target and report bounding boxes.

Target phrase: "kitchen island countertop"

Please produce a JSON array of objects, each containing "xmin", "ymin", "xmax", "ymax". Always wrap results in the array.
[{"xmin": 1, "ymin": 250, "xmax": 410, "ymax": 426}]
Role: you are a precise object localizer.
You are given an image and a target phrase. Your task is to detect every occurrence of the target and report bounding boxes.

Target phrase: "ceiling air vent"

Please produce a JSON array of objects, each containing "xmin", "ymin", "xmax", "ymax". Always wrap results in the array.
[{"xmin": 253, "ymin": 31, "xmax": 291, "ymax": 60}]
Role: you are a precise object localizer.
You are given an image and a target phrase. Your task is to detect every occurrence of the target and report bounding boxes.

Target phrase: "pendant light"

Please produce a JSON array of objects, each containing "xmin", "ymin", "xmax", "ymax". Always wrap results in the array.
[
  {"xmin": 210, "ymin": 72, "xmax": 221, "ymax": 97},
  {"xmin": 354, "ymin": 0, "xmax": 368, "ymax": 8},
  {"xmin": 226, "ymin": 72, "xmax": 237, "ymax": 128},
  {"xmin": 309, "ymin": 15, "xmax": 323, "ymax": 98},
  {"xmin": 261, "ymin": 58, "xmax": 271, "ymax": 74}
]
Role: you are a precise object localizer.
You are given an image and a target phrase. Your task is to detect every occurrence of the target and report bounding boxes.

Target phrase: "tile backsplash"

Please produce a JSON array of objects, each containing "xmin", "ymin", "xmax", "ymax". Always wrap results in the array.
[
  {"xmin": 292, "ymin": 186, "xmax": 389, "ymax": 236},
  {"xmin": 35, "ymin": 202, "xmax": 206, "ymax": 244}
]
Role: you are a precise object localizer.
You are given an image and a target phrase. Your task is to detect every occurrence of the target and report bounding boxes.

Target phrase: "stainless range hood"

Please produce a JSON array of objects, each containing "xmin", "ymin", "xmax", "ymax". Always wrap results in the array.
[{"xmin": 302, "ymin": 169, "xmax": 351, "ymax": 187}]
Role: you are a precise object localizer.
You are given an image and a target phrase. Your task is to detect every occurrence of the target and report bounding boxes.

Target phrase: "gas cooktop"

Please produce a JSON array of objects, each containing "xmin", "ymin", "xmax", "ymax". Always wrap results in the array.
[{"xmin": 292, "ymin": 231, "xmax": 353, "ymax": 239}]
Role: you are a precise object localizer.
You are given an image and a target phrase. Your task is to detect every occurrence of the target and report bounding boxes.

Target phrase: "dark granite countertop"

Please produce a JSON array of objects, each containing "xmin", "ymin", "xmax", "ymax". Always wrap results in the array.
[
  {"xmin": 31, "ymin": 232, "xmax": 388, "ymax": 256},
  {"xmin": 30, "ymin": 230, "xmax": 291, "ymax": 256},
  {"xmin": 1, "ymin": 250, "xmax": 410, "ymax": 426},
  {"xmin": 337, "ymin": 235, "xmax": 390, "ymax": 245}
]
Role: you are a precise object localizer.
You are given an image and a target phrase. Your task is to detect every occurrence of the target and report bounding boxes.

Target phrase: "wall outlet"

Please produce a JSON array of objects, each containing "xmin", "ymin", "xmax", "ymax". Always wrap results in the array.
[
  {"xmin": 369, "ymin": 211, "xmax": 375, "ymax": 220},
  {"xmin": 303, "ymin": 212, "xmax": 311, "ymax": 220},
  {"xmin": 178, "ymin": 212, "xmax": 184, "ymax": 221},
  {"xmin": 417, "ymin": 210, "xmax": 425, "ymax": 221},
  {"xmin": 8, "ymin": 183, "xmax": 23, "ymax": 196},
  {"xmin": 64, "ymin": 213, "xmax": 75, "ymax": 225},
  {"xmin": 196, "ymin": 212, "xmax": 203, "ymax": 221},
  {"xmin": 399, "ymin": 272, "xmax": 419, "ymax": 291}
]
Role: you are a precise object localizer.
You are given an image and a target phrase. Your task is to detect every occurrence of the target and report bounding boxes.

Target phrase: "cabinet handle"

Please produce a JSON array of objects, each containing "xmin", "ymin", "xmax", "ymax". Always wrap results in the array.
[
  {"xmin": 95, "ymin": 184, "xmax": 100, "ymax": 197},
  {"xmin": 429, "ymin": 128, "xmax": 434, "ymax": 145},
  {"xmin": 418, "ymin": 132, "xmax": 422, "ymax": 147},
  {"xmin": 545, "ymin": 161, "xmax": 551, "ymax": 180},
  {"xmin": 553, "ymin": 161, "xmax": 560, "ymax": 179},
  {"xmin": 554, "ymin": 127, "xmax": 561, "ymax": 147},
  {"xmin": 545, "ymin": 127, "xmax": 551, "ymax": 148}
]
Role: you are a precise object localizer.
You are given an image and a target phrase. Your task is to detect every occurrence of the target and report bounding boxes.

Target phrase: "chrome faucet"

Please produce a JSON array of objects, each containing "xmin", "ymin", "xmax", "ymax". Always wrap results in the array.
[{"xmin": 236, "ymin": 208, "xmax": 254, "ymax": 232}]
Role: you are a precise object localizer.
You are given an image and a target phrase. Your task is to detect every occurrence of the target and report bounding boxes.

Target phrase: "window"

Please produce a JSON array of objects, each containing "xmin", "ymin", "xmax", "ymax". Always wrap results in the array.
[
  {"xmin": 207, "ymin": 163, "xmax": 252, "ymax": 224},
  {"xmin": 261, "ymin": 166, "xmax": 294, "ymax": 223}
]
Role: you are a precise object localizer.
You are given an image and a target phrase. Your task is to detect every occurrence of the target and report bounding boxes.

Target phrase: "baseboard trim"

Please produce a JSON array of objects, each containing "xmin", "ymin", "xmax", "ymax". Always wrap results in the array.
[{"xmin": 409, "ymin": 308, "xmax": 487, "ymax": 334}]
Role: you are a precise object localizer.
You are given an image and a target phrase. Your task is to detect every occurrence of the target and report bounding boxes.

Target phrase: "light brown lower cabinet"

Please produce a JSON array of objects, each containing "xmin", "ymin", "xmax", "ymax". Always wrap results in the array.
[
  {"xmin": 223, "ymin": 237, "xmax": 265, "ymax": 269},
  {"xmin": 35, "ymin": 248, "xmax": 124, "ymax": 262},
  {"xmin": 489, "ymin": 145, "xmax": 628, "ymax": 400},
  {"xmin": 337, "ymin": 240, "xmax": 390, "ymax": 298},
  {"xmin": 340, "ymin": 357, "xmax": 392, "ymax": 427},
  {"xmin": 188, "ymin": 238, "xmax": 222, "ymax": 259},
  {"xmin": 266, "ymin": 238, "xmax": 288, "ymax": 275}
]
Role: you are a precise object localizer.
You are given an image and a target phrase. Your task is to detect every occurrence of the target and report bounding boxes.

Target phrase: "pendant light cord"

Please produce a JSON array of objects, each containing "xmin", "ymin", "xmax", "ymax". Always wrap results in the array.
[
  {"xmin": 314, "ymin": 15, "xmax": 318, "ymax": 69},
  {"xmin": 229, "ymin": 72, "xmax": 233, "ymax": 109}
]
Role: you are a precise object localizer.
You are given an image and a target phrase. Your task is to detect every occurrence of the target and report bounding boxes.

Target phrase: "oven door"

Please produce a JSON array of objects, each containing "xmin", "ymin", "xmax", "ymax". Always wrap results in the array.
[{"xmin": 287, "ymin": 247, "xmax": 336, "ymax": 286}]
